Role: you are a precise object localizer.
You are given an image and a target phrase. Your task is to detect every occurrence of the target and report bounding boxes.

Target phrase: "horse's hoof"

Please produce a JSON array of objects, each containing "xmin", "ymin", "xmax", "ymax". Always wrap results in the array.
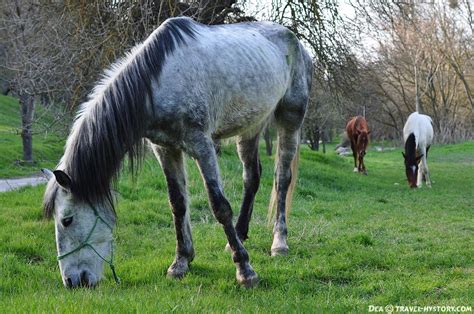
[
  {"xmin": 224, "ymin": 243, "xmax": 232, "ymax": 252},
  {"xmin": 271, "ymin": 246, "xmax": 289, "ymax": 256},
  {"xmin": 353, "ymin": 168, "xmax": 358, "ymax": 173},
  {"xmin": 363, "ymin": 171, "xmax": 368, "ymax": 176},
  {"xmin": 166, "ymin": 259, "xmax": 189, "ymax": 279},
  {"xmin": 236, "ymin": 267, "xmax": 259, "ymax": 288}
]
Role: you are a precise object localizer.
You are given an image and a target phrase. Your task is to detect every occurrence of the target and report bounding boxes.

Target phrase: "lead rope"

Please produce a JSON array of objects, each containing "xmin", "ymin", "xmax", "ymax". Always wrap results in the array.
[{"xmin": 57, "ymin": 205, "xmax": 120, "ymax": 284}]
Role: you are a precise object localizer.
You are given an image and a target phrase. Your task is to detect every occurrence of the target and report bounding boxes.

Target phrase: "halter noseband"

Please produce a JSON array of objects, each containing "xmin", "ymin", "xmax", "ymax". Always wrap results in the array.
[{"xmin": 56, "ymin": 203, "xmax": 120, "ymax": 284}]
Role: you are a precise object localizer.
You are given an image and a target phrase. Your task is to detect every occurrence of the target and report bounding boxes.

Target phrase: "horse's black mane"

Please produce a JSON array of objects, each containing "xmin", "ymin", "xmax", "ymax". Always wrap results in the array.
[
  {"xmin": 404, "ymin": 133, "xmax": 417, "ymax": 165},
  {"xmin": 43, "ymin": 17, "xmax": 197, "ymax": 218}
]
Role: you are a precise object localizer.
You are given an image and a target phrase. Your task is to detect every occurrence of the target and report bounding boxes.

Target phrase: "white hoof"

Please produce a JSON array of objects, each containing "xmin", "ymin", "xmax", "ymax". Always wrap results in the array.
[
  {"xmin": 271, "ymin": 246, "xmax": 289, "ymax": 256},
  {"xmin": 271, "ymin": 233, "xmax": 288, "ymax": 256}
]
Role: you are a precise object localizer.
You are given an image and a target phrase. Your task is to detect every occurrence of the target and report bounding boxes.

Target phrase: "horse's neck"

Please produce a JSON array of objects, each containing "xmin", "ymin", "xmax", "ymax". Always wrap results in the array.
[{"xmin": 60, "ymin": 105, "xmax": 132, "ymax": 203}]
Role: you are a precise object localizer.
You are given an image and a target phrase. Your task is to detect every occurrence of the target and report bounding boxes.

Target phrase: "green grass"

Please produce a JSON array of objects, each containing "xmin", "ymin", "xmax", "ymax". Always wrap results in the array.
[
  {"xmin": 0, "ymin": 95, "xmax": 66, "ymax": 177},
  {"xmin": 0, "ymin": 130, "xmax": 473, "ymax": 311}
]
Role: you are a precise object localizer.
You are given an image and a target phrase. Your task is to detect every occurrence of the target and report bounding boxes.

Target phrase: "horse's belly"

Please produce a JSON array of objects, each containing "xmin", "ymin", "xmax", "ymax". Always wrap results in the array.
[
  {"xmin": 212, "ymin": 82, "xmax": 285, "ymax": 138},
  {"xmin": 212, "ymin": 103, "xmax": 273, "ymax": 139}
]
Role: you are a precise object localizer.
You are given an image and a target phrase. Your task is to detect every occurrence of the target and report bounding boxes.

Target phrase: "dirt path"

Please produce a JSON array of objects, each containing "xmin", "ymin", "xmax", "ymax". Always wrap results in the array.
[{"xmin": 0, "ymin": 175, "xmax": 48, "ymax": 192}]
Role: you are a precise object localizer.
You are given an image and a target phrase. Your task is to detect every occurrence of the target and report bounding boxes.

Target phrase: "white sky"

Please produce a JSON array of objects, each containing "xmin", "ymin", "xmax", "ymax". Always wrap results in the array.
[{"xmin": 242, "ymin": 0, "xmax": 379, "ymax": 59}]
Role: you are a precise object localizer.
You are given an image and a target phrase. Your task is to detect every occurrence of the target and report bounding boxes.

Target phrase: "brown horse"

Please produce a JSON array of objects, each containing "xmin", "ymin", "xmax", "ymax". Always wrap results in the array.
[{"xmin": 346, "ymin": 116, "xmax": 370, "ymax": 174}]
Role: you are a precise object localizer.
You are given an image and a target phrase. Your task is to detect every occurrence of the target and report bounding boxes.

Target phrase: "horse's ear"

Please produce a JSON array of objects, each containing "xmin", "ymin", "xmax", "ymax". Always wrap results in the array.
[
  {"xmin": 416, "ymin": 154, "xmax": 424, "ymax": 162},
  {"xmin": 53, "ymin": 170, "xmax": 72, "ymax": 191},
  {"xmin": 367, "ymin": 130, "xmax": 371, "ymax": 135},
  {"xmin": 402, "ymin": 152, "xmax": 406, "ymax": 158},
  {"xmin": 41, "ymin": 168, "xmax": 54, "ymax": 180}
]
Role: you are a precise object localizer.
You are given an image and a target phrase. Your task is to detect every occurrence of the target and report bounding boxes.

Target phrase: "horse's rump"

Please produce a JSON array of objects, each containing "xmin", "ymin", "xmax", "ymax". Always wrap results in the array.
[{"xmin": 346, "ymin": 116, "xmax": 369, "ymax": 137}]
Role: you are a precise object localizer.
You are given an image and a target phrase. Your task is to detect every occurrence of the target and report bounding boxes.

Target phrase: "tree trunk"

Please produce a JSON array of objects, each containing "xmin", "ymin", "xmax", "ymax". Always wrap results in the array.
[
  {"xmin": 19, "ymin": 93, "xmax": 35, "ymax": 163},
  {"xmin": 415, "ymin": 63, "xmax": 420, "ymax": 113},
  {"xmin": 263, "ymin": 125, "xmax": 273, "ymax": 156},
  {"xmin": 307, "ymin": 127, "xmax": 320, "ymax": 151},
  {"xmin": 322, "ymin": 129, "xmax": 326, "ymax": 154},
  {"xmin": 0, "ymin": 79, "xmax": 10, "ymax": 95}
]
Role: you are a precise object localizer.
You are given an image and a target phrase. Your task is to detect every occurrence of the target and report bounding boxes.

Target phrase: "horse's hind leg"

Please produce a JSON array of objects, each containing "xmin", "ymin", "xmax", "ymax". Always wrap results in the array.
[
  {"xmin": 191, "ymin": 136, "xmax": 258, "ymax": 287},
  {"xmin": 235, "ymin": 134, "xmax": 262, "ymax": 242},
  {"xmin": 152, "ymin": 145, "xmax": 194, "ymax": 279},
  {"xmin": 271, "ymin": 126, "xmax": 300, "ymax": 256}
]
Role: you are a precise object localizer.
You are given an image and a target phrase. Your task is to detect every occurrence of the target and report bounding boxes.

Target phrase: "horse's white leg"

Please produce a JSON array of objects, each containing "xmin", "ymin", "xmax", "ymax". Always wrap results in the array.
[
  {"xmin": 417, "ymin": 163, "xmax": 423, "ymax": 187},
  {"xmin": 270, "ymin": 48, "xmax": 309, "ymax": 256},
  {"xmin": 271, "ymin": 129, "xmax": 300, "ymax": 256},
  {"xmin": 191, "ymin": 136, "xmax": 258, "ymax": 288},
  {"xmin": 152, "ymin": 145, "xmax": 194, "ymax": 279},
  {"xmin": 422, "ymin": 154, "xmax": 432, "ymax": 188}
]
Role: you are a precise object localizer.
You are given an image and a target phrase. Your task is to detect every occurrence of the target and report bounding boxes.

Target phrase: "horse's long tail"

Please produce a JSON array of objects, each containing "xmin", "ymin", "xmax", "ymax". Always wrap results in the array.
[{"xmin": 267, "ymin": 134, "xmax": 301, "ymax": 224}]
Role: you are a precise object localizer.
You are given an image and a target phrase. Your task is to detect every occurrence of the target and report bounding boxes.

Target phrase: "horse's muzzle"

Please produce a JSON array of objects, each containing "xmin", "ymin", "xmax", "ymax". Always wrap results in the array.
[{"xmin": 64, "ymin": 270, "xmax": 97, "ymax": 288}]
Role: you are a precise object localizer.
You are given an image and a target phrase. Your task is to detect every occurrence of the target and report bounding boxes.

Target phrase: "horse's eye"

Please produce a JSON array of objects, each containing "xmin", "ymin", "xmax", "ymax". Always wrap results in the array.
[{"xmin": 61, "ymin": 216, "xmax": 73, "ymax": 227}]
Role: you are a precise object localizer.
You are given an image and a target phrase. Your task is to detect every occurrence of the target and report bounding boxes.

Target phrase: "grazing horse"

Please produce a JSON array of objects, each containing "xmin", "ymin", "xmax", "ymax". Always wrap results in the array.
[
  {"xmin": 42, "ymin": 17, "xmax": 312, "ymax": 288},
  {"xmin": 346, "ymin": 116, "xmax": 370, "ymax": 174},
  {"xmin": 402, "ymin": 112, "xmax": 433, "ymax": 188}
]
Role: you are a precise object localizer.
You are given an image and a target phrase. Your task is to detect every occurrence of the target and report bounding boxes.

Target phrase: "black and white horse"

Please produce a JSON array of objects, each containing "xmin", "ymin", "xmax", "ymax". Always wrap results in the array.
[
  {"xmin": 402, "ymin": 112, "xmax": 434, "ymax": 188},
  {"xmin": 43, "ymin": 17, "xmax": 312, "ymax": 288}
]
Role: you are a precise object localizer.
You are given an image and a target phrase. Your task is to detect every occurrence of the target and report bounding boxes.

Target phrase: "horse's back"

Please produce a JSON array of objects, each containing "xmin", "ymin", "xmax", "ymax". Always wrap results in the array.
[
  {"xmin": 403, "ymin": 112, "xmax": 434, "ymax": 147},
  {"xmin": 346, "ymin": 116, "xmax": 368, "ymax": 137},
  {"xmin": 150, "ymin": 18, "xmax": 311, "ymax": 140}
]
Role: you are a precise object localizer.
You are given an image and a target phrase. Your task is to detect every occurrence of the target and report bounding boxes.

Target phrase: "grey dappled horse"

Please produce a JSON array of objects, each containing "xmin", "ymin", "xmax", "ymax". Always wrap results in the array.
[{"xmin": 43, "ymin": 17, "xmax": 312, "ymax": 288}]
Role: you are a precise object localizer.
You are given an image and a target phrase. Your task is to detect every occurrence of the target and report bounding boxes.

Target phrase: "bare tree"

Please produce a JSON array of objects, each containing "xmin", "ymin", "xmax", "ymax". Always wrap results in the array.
[
  {"xmin": 0, "ymin": 1, "xmax": 75, "ymax": 162},
  {"xmin": 0, "ymin": 0, "xmax": 253, "ymax": 162},
  {"xmin": 350, "ymin": 0, "xmax": 473, "ymax": 142}
]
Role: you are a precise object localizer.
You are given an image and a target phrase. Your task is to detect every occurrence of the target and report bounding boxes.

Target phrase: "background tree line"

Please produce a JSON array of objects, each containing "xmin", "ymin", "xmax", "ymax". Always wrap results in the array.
[{"xmin": 0, "ymin": 0, "xmax": 472, "ymax": 163}]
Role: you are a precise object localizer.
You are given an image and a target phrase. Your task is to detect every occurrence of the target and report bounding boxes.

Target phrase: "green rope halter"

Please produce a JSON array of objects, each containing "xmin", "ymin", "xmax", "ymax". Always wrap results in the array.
[{"xmin": 57, "ymin": 203, "xmax": 120, "ymax": 284}]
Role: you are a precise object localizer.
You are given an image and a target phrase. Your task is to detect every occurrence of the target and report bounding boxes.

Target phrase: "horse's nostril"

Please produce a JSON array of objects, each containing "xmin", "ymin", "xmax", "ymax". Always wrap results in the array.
[
  {"xmin": 64, "ymin": 274, "xmax": 81, "ymax": 288},
  {"xmin": 80, "ymin": 271, "xmax": 89, "ymax": 287},
  {"xmin": 65, "ymin": 277, "xmax": 73, "ymax": 288},
  {"xmin": 80, "ymin": 270, "xmax": 96, "ymax": 288}
]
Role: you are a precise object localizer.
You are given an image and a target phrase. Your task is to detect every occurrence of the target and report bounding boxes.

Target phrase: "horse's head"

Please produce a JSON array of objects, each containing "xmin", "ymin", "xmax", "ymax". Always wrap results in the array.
[
  {"xmin": 42, "ymin": 169, "xmax": 116, "ymax": 288},
  {"xmin": 402, "ymin": 152, "xmax": 422, "ymax": 188},
  {"xmin": 356, "ymin": 129, "xmax": 370, "ymax": 157}
]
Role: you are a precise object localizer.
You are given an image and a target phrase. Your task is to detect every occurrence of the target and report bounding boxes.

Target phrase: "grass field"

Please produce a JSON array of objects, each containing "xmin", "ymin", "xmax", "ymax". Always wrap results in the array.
[
  {"xmin": 1, "ymin": 113, "xmax": 473, "ymax": 313},
  {"xmin": 0, "ymin": 95, "xmax": 66, "ymax": 178}
]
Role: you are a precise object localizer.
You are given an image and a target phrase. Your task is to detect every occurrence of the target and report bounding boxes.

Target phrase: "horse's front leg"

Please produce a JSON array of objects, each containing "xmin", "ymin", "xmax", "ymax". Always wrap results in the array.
[
  {"xmin": 152, "ymin": 145, "xmax": 194, "ymax": 279},
  {"xmin": 417, "ymin": 162, "xmax": 423, "ymax": 187},
  {"xmin": 351, "ymin": 141, "xmax": 358, "ymax": 173},
  {"xmin": 191, "ymin": 137, "xmax": 258, "ymax": 288},
  {"xmin": 421, "ymin": 154, "xmax": 432, "ymax": 188},
  {"xmin": 235, "ymin": 134, "xmax": 261, "ymax": 243},
  {"xmin": 359, "ymin": 154, "xmax": 367, "ymax": 175},
  {"xmin": 358, "ymin": 154, "xmax": 363, "ymax": 173}
]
